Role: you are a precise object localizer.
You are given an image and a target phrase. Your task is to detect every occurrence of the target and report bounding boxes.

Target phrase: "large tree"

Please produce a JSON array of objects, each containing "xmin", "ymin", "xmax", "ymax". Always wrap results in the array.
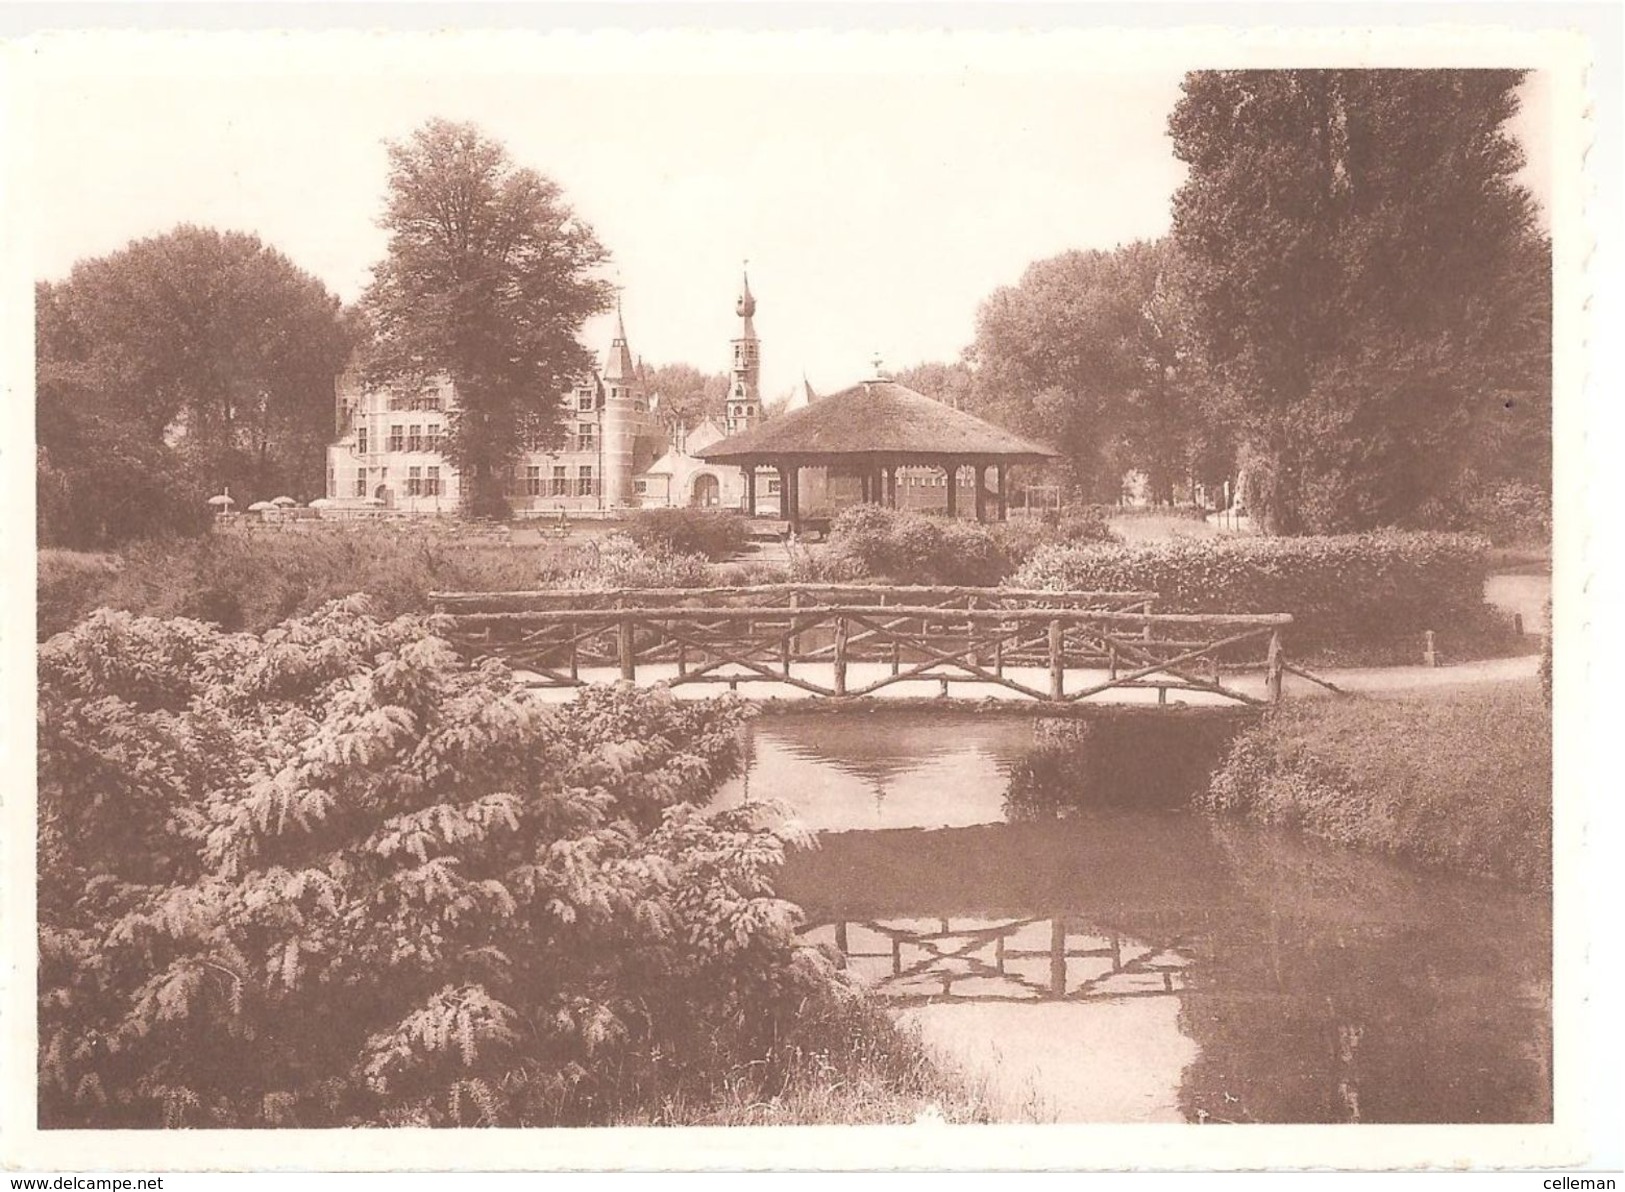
[
  {"xmin": 361, "ymin": 120, "xmax": 613, "ymax": 518},
  {"xmin": 36, "ymin": 227, "xmax": 357, "ymax": 545},
  {"xmin": 1169, "ymin": 69, "xmax": 1549, "ymax": 533},
  {"xmin": 966, "ymin": 241, "xmax": 1218, "ymax": 503}
]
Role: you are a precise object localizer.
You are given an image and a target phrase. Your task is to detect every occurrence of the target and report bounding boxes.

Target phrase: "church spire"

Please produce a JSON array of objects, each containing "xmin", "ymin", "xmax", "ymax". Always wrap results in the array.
[{"xmin": 726, "ymin": 266, "xmax": 761, "ymax": 435}]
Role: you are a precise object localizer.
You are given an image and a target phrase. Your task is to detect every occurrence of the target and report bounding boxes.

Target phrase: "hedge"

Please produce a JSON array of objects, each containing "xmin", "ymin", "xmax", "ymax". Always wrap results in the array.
[{"xmin": 1012, "ymin": 531, "xmax": 1492, "ymax": 648}]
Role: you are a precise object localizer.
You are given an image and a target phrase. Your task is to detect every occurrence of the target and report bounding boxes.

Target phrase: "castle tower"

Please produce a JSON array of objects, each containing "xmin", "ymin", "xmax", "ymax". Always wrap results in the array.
[
  {"xmin": 600, "ymin": 300, "xmax": 641, "ymax": 509},
  {"xmin": 726, "ymin": 269, "xmax": 761, "ymax": 435}
]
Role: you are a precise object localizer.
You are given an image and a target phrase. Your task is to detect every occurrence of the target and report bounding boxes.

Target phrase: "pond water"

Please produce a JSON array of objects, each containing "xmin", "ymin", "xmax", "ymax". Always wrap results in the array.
[{"xmin": 714, "ymin": 710, "xmax": 1552, "ymax": 1124}]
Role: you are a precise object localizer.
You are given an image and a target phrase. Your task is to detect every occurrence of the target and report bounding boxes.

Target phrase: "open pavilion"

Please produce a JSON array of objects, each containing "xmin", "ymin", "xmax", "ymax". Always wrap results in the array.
[{"xmin": 693, "ymin": 377, "xmax": 1059, "ymax": 534}]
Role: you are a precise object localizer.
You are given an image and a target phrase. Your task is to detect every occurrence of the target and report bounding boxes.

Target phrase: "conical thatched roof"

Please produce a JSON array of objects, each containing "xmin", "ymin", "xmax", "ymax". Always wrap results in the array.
[{"xmin": 695, "ymin": 378, "xmax": 1057, "ymax": 465}]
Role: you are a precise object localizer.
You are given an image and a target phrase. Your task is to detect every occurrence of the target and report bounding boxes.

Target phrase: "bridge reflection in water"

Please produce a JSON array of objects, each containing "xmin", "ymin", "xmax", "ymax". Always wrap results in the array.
[
  {"xmin": 804, "ymin": 917, "xmax": 1191, "ymax": 1006},
  {"xmin": 726, "ymin": 710, "xmax": 1553, "ymax": 1125}
]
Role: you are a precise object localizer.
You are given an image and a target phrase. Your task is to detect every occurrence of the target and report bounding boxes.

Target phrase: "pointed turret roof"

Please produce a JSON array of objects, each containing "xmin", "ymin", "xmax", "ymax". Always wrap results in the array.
[
  {"xmin": 602, "ymin": 299, "xmax": 636, "ymax": 382},
  {"xmin": 784, "ymin": 372, "xmax": 818, "ymax": 412}
]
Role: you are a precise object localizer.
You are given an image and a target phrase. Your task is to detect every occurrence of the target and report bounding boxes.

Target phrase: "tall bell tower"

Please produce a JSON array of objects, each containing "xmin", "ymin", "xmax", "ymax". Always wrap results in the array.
[{"xmin": 726, "ymin": 268, "xmax": 761, "ymax": 435}]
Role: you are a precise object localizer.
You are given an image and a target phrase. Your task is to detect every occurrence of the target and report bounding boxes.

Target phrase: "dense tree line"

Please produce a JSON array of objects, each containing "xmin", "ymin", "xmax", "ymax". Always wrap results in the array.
[{"xmin": 37, "ymin": 227, "xmax": 359, "ymax": 548}]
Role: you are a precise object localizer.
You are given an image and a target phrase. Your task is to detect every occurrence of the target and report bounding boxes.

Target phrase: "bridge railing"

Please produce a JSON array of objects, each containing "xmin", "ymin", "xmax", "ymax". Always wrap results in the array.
[{"xmin": 435, "ymin": 588, "xmax": 1297, "ymax": 706}]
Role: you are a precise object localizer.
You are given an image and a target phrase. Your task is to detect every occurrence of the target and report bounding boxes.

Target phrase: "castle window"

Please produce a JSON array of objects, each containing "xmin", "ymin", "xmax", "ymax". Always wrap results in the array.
[
  {"xmin": 634, "ymin": 479, "xmax": 648, "ymax": 496},
  {"xmin": 526, "ymin": 466, "xmax": 542, "ymax": 497},
  {"xmin": 766, "ymin": 478, "xmax": 782, "ymax": 496},
  {"xmin": 354, "ymin": 468, "xmax": 368, "ymax": 497},
  {"xmin": 407, "ymin": 425, "xmax": 423, "ymax": 453},
  {"xmin": 576, "ymin": 423, "xmax": 596, "ymax": 451},
  {"xmin": 407, "ymin": 466, "xmax": 423, "ymax": 496},
  {"xmin": 577, "ymin": 466, "xmax": 594, "ymax": 497},
  {"xmin": 426, "ymin": 467, "xmax": 441, "ymax": 497},
  {"xmin": 387, "ymin": 424, "xmax": 404, "ymax": 452},
  {"xmin": 577, "ymin": 391, "xmax": 594, "ymax": 412},
  {"xmin": 551, "ymin": 466, "xmax": 567, "ymax": 496},
  {"xmin": 357, "ymin": 426, "xmax": 369, "ymax": 455},
  {"xmin": 425, "ymin": 425, "xmax": 443, "ymax": 453}
]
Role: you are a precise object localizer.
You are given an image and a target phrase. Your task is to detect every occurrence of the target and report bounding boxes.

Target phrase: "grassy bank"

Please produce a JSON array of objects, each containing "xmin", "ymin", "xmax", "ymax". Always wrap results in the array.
[
  {"xmin": 1200, "ymin": 680, "xmax": 1551, "ymax": 888},
  {"xmin": 612, "ymin": 991, "xmax": 1003, "ymax": 1126}
]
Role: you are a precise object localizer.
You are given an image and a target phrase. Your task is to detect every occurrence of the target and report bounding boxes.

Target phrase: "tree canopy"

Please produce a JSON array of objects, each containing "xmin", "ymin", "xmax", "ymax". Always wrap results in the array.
[
  {"xmin": 36, "ymin": 226, "xmax": 357, "ymax": 546},
  {"xmin": 360, "ymin": 120, "xmax": 614, "ymax": 518},
  {"xmin": 641, "ymin": 362, "xmax": 729, "ymax": 431},
  {"xmin": 964, "ymin": 240, "xmax": 1220, "ymax": 503},
  {"xmin": 1169, "ymin": 69, "xmax": 1550, "ymax": 533}
]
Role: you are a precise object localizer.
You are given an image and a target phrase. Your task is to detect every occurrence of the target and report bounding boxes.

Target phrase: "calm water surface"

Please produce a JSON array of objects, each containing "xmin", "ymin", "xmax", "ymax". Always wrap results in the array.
[{"xmin": 715, "ymin": 711, "xmax": 1552, "ymax": 1124}]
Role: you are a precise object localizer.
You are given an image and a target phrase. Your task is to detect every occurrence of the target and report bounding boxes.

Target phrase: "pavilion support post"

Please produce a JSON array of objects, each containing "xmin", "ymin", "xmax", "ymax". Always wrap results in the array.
[
  {"xmin": 945, "ymin": 463, "xmax": 958, "ymax": 518},
  {"xmin": 782, "ymin": 464, "xmax": 801, "ymax": 536},
  {"xmin": 860, "ymin": 472, "xmax": 870, "ymax": 504},
  {"xmin": 997, "ymin": 464, "xmax": 1009, "ymax": 521},
  {"xmin": 973, "ymin": 464, "xmax": 987, "ymax": 522},
  {"xmin": 886, "ymin": 467, "xmax": 898, "ymax": 509},
  {"xmin": 745, "ymin": 467, "xmax": 757, "ymax": 516}
]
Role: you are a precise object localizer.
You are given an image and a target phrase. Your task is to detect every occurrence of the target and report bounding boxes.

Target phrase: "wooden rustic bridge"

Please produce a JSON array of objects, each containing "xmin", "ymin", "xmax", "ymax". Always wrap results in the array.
[{"xmin": 433, "ymin": 584, "xmax": 1329, "ymax": 708}]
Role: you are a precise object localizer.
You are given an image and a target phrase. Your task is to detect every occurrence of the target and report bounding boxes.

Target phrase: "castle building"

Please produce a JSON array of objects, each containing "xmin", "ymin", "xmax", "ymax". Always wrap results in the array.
[{"xmin": 324, "ymin": 277, "xmax": 765, "ymax": 517}]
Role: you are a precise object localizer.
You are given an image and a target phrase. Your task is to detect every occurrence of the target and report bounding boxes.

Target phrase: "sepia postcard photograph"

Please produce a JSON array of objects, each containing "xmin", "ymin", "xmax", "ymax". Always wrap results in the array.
[{"xmin": 0, "ymin": 8, "xmax": 1617, "ymax": 1177}]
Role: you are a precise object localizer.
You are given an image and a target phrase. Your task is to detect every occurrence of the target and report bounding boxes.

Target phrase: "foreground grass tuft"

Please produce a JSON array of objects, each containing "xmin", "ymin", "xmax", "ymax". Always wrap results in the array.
[
  {"xmin": 1201, "ymin": 680, "xmax": 1551, "ymax": 888},
  {"xmin": 610, "ymin": 988, "xmax": 1007, "ymax": 1126}
]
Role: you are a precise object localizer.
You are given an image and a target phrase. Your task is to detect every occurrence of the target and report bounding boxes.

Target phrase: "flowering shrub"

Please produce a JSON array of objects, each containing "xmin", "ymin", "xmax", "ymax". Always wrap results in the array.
[
  {"xmin": 1013, "ymin": 531, "xmax": 1491, "ymax": 648},
  {"xmin": 38, "ymin": 599, "xmax": 842, "ymax": 1127}
]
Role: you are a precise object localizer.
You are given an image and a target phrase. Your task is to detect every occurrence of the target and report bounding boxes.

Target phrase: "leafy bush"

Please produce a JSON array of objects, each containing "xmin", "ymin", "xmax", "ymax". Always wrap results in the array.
[
  {"xmin": 567, "ymin": 535, "xmax": 712, "ymax": 589},
  {"xmin": 624, "ymin": 509, "xmax": 750, "ymax": 561},
  {"xmin": 1467, "ymin": 480, "xmax": 1552, "ymax": 547},
  {"xmin": 1013, "ymin": 530, "xmax": 1492, "ymax": 649},
  {"xmin": 1417, "ymin": 479, "xmax": 1551, "ymax": 547},
  {"xmin": 1199, "ymin": 683, "xmax": 1551, "ymax": 887},
  {"xmin": 821, "ymin": 505, "xmax": 1118, "ymax": 586},
  {"xmin": 38, "ymin": 599, "xmax": 854, "ymax": 1127}
]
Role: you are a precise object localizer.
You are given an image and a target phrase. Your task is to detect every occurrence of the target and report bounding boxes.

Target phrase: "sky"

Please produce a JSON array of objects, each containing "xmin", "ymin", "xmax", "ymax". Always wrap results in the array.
[{"xmin": 23, "ymin": 33, "xmax": 1554, "ymax": 402}]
